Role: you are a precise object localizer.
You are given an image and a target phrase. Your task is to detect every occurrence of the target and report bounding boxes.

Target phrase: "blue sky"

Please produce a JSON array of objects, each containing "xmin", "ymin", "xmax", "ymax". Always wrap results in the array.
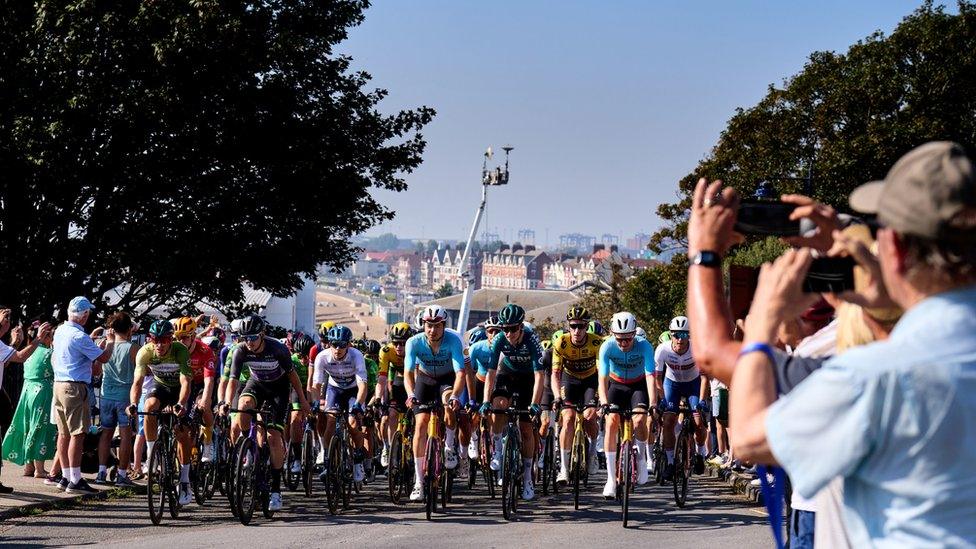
[{"xmin": 342, "ymin": 1, "xmax": 935, "ymax": 245}]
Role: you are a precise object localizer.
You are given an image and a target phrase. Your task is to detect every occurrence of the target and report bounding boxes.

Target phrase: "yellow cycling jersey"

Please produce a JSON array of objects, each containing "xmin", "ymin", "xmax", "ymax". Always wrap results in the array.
[
  {"xmin": 378, "ymin": 343, "xmax": 405, "ymax": 379},
  {"xmin": 551, "ymin": 332, "xmax": 603, "ymax": 378}
]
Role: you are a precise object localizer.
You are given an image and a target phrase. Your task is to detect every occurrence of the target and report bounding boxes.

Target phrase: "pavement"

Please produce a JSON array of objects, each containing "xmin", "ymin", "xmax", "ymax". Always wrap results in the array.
[
  {"xmin": 0, "ymin": 466, "xmax": 771, "ymax": 548},
  {"xmin": 0, "ymin": 460, "xmax": 144, "ymax": 521}
]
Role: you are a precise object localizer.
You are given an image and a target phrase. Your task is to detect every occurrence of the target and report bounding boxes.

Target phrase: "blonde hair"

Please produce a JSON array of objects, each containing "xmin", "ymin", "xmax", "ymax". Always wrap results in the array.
[{"xmin": 835, "ymin": 303, "xmax": 876, "ymax": 354}]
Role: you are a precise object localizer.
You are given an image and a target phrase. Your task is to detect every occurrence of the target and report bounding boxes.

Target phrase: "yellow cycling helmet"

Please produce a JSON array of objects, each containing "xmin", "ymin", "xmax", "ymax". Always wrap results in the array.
[
  {"xmin": 390, "ymin": 322, "xmax": 412, "ymax": 342},
  {"xmin": 318, "ymin": 321, "xmax": 336, "ymax": 338},
  {"xmin": 173, "ymin": 316, "xmax": 198, "ymax": 339}
]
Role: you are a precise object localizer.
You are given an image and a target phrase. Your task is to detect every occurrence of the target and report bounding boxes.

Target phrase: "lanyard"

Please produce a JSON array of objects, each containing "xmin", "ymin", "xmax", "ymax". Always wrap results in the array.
[{"xmin": 757, "ymin": 464, "xmax": 786, "ymax": 549}]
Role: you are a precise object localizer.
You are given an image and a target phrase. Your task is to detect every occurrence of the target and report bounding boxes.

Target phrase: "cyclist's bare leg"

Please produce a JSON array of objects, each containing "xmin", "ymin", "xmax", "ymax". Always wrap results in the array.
[
  {"xmin": 144, "ymin": 397, "xmax": 161, "ymax": 443},
  {"xmin": 233, "ymin": 395, "xmax": 256, "ymax": 440},
  {"xmin": 348, "ymin": 414, "xmax": 364, "ymax": 449}
]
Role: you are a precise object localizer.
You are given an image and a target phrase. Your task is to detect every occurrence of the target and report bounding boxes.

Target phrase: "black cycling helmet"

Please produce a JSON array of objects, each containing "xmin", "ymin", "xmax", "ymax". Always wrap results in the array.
[
  {"xmin": 498, "ymin": 304, "xmax": 525, "ymax": 326},
  {"xmin": 237, "ymin": 314, "xmax": 266, "ymax": 337},
  {"xmin": 566, "ymin": 305, "xmax": 591, "ymax": 322},
  {"xmin": 292, "ymin": 334, "xmax": 314, "ymax": 357},
  {"xmin": 467, "ymin": 327, "xmax": 488, "ymax": 345},
  {"xmin": 351, "ymin": 338, "xmax": 368, "ymax": 353},
  {"xmin": 328, "ymin": 325, "xmax": 354, "ymax": 346},
  {"xmin": 366, "ymin": 339, "xmax": 381, "ymax": 355},
  {"xmin": 148, "ymin": 319, "xmax": 174, "ymax": 337}
]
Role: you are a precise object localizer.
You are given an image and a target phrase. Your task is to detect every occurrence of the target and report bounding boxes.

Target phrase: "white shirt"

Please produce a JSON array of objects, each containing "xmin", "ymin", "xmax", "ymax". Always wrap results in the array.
[
  {"xmin": 653, "ymin": 342, "xmax": 698, "ymax": 383},
  {"xmin": 0, "ymin": 339, "xmax": 14, "ymax": 390}
]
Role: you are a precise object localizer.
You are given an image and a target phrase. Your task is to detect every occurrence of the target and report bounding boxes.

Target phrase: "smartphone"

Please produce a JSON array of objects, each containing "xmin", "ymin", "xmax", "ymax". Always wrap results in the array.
[
  {"xmin": 803, "ymin": 256, "xmax": 855, "ymax": 293},
  {"xmin": 735, "ymin": 200, "xmax": 801, "ymax": 237}
]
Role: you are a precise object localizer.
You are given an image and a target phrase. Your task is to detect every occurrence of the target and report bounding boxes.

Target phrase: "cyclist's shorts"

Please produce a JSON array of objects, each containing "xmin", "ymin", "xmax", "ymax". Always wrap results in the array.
[
  {"xmin": 415, "ymin": 370, "xmax": 455, "ymax": 406},
  {"xmin": 390, "ymin": 383, "xmax": 408, "ymax": 413},
  {"xmin": 325, "ymin": 384, "xmax": 358, "ymax": 412},
  {"xmin": 240, "ymin": 376, "xmax": 290, "ymax": 431},
  {"xmin": 607, "ymin": 378, "xmax": 649, "ymax": 410},
  {"xmin": 560, "ymin": 371, "xmax": 598, "ymax": 407},
  {"xmin": 147, "ymin": 384, "xmax": 181, "ymax": 408},
  {"xmin": 540, "ymin": 371, "xmax": 555, "ymax": 409},
  {"xmin": 491, "ymin": 371, "xmax": 535, "ymax": 421},
  {"xmin": 663, "ymin": 376, "xmax": 701, "ymax": 413}
]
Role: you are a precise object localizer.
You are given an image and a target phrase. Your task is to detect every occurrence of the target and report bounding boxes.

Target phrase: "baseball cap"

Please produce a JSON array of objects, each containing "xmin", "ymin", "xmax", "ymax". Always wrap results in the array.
[
  {"xmin": 849, "ymin": 141, "xmax": 975, "ymax": 240},
  {"xmin": 67, "ymin": 296, "xmax": 95, "ymax": 314}
]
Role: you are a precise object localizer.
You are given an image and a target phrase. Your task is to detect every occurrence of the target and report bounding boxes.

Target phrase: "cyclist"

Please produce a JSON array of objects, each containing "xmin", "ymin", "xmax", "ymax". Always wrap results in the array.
[
  {"xmin": 286, "ymin": 334, "xmax": 315, "ymax": 475},
  {"xmin": 127, "ymin": 320, "xmax": 195, "ymax": 506},
  {"xmin": 481, "ymin": 303, "xmax": 545, "ymax": 501},
  {"xmin": 173, "ymin": 317, "xmax": 218, "ymax": 462},
  {"xmin": 377, "ymin": 322, "xmax": 412, "ymax": 467},
  {"xmin": 552, "ymin": 306, "xmax": 603, "ymax": 484},
  {"xmin": 354, "ymin": 338, "xmax": 382, "ymax": 476},
  {"xmin": 312, "ymin": 325, "xmax": 369, "ymax": 483},
  {"xmin": 224, "ymin": 314, "xmax": 311, "ymax": 512},
  {"xmin": 404, "ymin": 305, "xmax": 466, "ymax": 502},
  {"xmin": 597, "ymin": 312, "xmax": 655, "ymax": 498},
  {"xmin": 308, "ymin": 321, "xmax": 335, "ymax": 364},
  {"xmin": 654, "ymin": 315, "xmax": 707, "ymax": 479}
]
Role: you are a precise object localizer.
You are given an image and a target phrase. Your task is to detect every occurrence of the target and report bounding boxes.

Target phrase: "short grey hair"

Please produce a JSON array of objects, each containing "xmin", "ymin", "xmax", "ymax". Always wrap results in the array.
[{"xmin": 67, "ymin": 310, "xmax": 89, "ymax": 324}]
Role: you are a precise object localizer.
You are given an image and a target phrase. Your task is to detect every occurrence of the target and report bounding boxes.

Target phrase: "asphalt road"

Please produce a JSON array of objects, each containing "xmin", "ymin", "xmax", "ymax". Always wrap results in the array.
[{"xmin": 1, "ymin": 468, "xmax": 770, "ymax": 548}]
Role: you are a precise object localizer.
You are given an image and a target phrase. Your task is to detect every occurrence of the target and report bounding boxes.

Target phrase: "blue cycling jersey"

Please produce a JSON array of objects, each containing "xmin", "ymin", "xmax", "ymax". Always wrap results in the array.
[
  {"xmin": 468, "ymin": 339, "xmax": 493, "ymax": 379},
  {"xmin": 404, "ymin": 330, "xmax": 465, "ymax": 377},
  {"xmin": 488, "ymin": 327, "xmax": 544, "ymax": 374},
  {"xmin": 598, "ymin": 337, "xmax": 655, "ymax": 383}
]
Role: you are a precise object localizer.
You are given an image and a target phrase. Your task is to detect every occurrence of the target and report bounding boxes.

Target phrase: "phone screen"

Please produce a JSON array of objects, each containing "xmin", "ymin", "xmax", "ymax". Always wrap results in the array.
[
  {"xmin": 803, "ymin": 257, "xmax": 855, "ymax": 293},
  {"xmin": 735, "ymin": 201, "xmax": 800, "ymax": 237}
]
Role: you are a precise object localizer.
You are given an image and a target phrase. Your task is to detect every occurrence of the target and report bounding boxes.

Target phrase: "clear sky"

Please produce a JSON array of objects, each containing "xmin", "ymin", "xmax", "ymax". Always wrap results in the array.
[{"xmin": 341, "ymin": 0, "xmax": 936, "ymax": 245}]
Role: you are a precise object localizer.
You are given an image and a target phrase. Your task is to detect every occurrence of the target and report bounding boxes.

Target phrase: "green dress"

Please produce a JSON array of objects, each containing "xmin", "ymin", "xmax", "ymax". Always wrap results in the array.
[{"xmin": 2, "ymin": 344, "xmax": 58, "ymax": 464}]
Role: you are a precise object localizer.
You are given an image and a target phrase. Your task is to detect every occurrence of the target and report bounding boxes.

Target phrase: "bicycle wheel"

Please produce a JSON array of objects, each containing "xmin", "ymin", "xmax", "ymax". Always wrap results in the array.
[
  {"xmin": 506, "ymin": 428, "xmax": 521, "ymax": 518},
  {"xmin": 542, "ymin": 428, "xmax": 554, "ymax": 496},
  {"xmin": 388, "ymin": 432, "xmax": 403, "ymax": 503},
  {"xmin": 621, "ymin": 442, "xmax": 632, "ymax": 527},
  {"xmin": 285, "ymin": 442, "xmax": 300, "ymax": 491},
  {"xmin": 192, "ymin": 438, "xmax": 207, "ymax": 505},
  {"xmin": 235, "ymin": 436, "xmax": 258, "ymax": 525},
  {"xmin": 168, "ymin": 445, "xmax": 181, "ymax": 519},
  {"xmin": 342, "ymin": 443, "xmax": 353, "ymax": 508},
  {"xmin": 326, "ymin": 436, "xmax": 341, "ymax": 515},
  {"xmin": 442, "ymin": 465, "xmax": 453, "ymax": 507},
  {"xmin": 500, "ymin": 432, "xmax": 513, "ymax": 520},
  {"xmin": 673, "ymin": 430, "xmax": 689, "ymax": 508},
  {"xmin": 227, "ymin": 436, "xmax": 242, "ymax": 517},
  {"xmin": 202, "ymin": 436, "xmax": 219, "ymax": 501},
  {"xmin": 260, "ymin": 449, "xmax": 275, "ymax": 520},
  {"xmin": 480, "ymin": 429, "xmax": 495, "ymax": 499},
  {"xmin": 302, "ymin": 429, "xmax": 315, "ymax": 497},
  {"xmin": 146, "ymin": 431, "xmax": 168, "ymax": 525},
  {"xmin": 653, "ymin": 433, "xmax": 666, "ymax": 486},
  {"xmin": 425, "ymin": 439, "xmax": 437, "ymax": 520},
  {"xmin": 572, "ymin": 430, "xmax": 585, "ymax": 510}
]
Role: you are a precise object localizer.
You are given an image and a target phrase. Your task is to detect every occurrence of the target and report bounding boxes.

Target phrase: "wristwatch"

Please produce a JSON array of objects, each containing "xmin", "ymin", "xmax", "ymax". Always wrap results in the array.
[{"xmin": 691, "ymin": 251, "xmax": 722, "ymax": 268}]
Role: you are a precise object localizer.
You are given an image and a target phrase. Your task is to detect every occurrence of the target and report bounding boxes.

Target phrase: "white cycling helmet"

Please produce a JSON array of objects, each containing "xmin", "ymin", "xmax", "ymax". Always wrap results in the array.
[
  {"xmin": 415, "ymin": 310, "xmax": 425, "ymax": 330},
  {"xmin": 634, "ymin": 326, "xmax": 647, "ymax": 339},
  {"xmin": 420, "ymin": 305, "xmax": 448, "ymax": 323},
  {"xmin": 610, "ymin": 312, "xmax": 638, "ymax": 334},
  {"xmin": 669, "ymin": 316, "xmax": 690, "ymax": 331}
]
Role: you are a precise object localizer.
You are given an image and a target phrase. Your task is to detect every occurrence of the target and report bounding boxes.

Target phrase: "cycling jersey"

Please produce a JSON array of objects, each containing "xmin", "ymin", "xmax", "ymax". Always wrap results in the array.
[
  {"xmin": 135, "ymin": 342, "xmax": 192, "ymax": 389},
  {"xmin": 290, "ymin": 353, "xmax": 309, "ymax": 385},
  {"xmin": 654, "ymin": 342, "xmax": 698, "ymax": 383},
  {"xmin": 468, "ymin": 339, "xmax": 492, "ymax": 381},
  {"xmin": 488, "ymin": 328, "xmax": 544, "ymax": 374},
  {"xmin": 313, "ymin": 346, "xmax": 367, "ymax": 390},
  {"xmin": 551, "ymin": 332, "xmax": 603, "ymax": 378},
  {"xmin": 378, "ymin": 343, "xmax": 405, "ymax": 384},
  {"xmin": 187, "ymin": 340, "xmax": 217, "ymax": 384},
  {"xmin": 220, "ymin": 343, "xmax": 250, "ymax": 382},
  {"xmin": 597, "ymin": 338, "xmax": 654, "ymax": 383},
  {"xmin": 365, "ymin": 356, "xmax": 379, "ymax": 394},
  {"xmin": 404, "ymin": 330, "xmax": 464, "ymax": 377},
  {"xmin": 228, "ymin": 338, "xmax": 294, "ymax": 383}
]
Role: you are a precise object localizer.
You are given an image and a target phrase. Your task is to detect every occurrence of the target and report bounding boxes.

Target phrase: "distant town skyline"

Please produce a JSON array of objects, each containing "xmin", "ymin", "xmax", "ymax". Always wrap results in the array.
[{"xmin": 343, "ymin": 1, "xmax": 934, "ymax": 241}]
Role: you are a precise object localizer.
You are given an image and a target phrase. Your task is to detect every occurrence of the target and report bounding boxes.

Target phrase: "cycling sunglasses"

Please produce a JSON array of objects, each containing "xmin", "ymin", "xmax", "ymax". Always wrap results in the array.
[
  {"xmin": 568, "ymin": 323, "xmax": 588, "ymax": 331},
  {"xmin": 330, "ymin": 340, "xmax": 350, "ymax": 349},
  {"xmin": 149, "ymin": 334, "xmax": 173, "ymax": 344},
  {"xmin": 671, "ymin": 331, "xmax": 690, "ymax": 340},
  {"xmin": 501, "ymin": 324, "xmax": 521, "ymax": 333},
  {"xmin": 240, "ymin": 334, "xmax": 261, "ymax": 343}
]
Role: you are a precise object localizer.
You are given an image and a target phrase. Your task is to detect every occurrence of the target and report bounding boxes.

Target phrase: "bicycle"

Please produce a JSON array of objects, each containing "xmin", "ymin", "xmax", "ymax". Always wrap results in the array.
[
  {"xmin": 492, "ymin": 397, "xmax": 534, "ymax": 521},
  {"xmin": 228, "ymin": 404, "xmax": 277, "ymax": 525},
  {"xmin": 362, "ymin": 404, "xmax": 384, "ymax": 484},
  {"xmin": 417, "ymin": 401, "xmax": 452, "ymax": 520},
  {"xmin": 138, "ymin": 409, "xmax": 182, "ymax": 525},
  {"xmin": 387, "ymin": 402, "xmax": 415, "ymax": 504},
  {"xmin": 299, "ymin": 407, "xmax": 319, "ymax": 497},
  {"xmin": 562, "ymin": 400, "xmax": 599, "ymax": 510},
  {"xmin": 650, "ymin": 411, "xmax": 666, "ymax": 486},
  {"xmin": 187, "ymin": 407, "xmax": 217, "ymax": 505},
  {"xmin": 323, "ymin": 408, "xmax": 360, "ymax": 515},
  {"xmin": 476, "ymin": 414, "xmax": 497, "ymax": 499},
  {"xmin": 607, "ymin": 405, "xmax": 648, "ymax": 528},
  {"xmin": 672, "ymin": 399, "xmax": 696, "ymax": 508},
  {"xmin": 538, "ymin": 409, "xmax": 558, "ymax": 497}
]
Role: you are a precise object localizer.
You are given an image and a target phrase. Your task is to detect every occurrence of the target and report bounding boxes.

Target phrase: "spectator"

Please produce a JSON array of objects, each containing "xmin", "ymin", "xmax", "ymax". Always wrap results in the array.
[
  {"xmin": 51, "ymin": 297, "xmax": 115, "ymax": 494},
  {"xmin": 731, "ymin": 141, "xmax": 976, "ymax": 546},
  {"xmin": 95, "ymin": 312, "xmax": 138, "ymax": 487},
  {"xmin": 2, "ymin": 319, "xmax": 57, "ymax": 482}
]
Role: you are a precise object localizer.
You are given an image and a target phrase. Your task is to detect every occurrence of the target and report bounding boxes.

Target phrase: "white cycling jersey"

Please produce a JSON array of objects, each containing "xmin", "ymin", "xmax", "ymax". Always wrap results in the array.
[
  {"xmin": 313, "ymin": 347, "xmax": 367, "ymax": 389},
  {"xmin": 654, "ymin": 342, "xmax": 699, "ymax": 383}
]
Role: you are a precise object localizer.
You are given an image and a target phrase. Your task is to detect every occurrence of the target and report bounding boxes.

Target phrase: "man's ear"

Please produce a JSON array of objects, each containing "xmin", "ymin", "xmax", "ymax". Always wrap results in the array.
[{"xmin": 879, "ymin": 228, "xmax": 909, "ymax": 275}]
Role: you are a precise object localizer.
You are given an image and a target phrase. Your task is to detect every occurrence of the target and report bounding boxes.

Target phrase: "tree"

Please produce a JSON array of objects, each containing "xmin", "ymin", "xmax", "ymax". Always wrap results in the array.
[
  {"xmin": 0, "ymin": 1, "xmax": 434, "ymax": 320},
  {"xmin": 434, "ymin": 283, "xmax": 455, "ymax": 298},
  {"xmin": 651, "ymin": 2, "xmax": 976, "ymax": 253},
  {"xmin": 619, "ymin": 257, "xmax": 690, "ymax": 337},
  {"xmin": 365, "ymin": 233, "xmax": 400, "ymax": 251},
  {"xmin": 426, "ymin": 240, "xmax": 439, "ymax": 254},
  {"xmin": 414, "ymin": 241, "xmax": 426, "ymax": 254}
]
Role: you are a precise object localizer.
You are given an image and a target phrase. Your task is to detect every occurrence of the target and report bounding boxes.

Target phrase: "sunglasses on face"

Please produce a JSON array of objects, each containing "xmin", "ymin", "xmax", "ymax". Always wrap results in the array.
[
  {"xmin": 569, "ymin": 323, "xmax": 588, "ymax": 331},
  {"xmin": 331, "ymin": 340, "xmax": 350, "ymax": 349},
  {"xmin": 392, "ymin": 341, "xmax": 406, "ymax": 348},
  {"xmin": 149, "ymin": 335, "xmax": 173, "ymax": 344},
  {"xmin": 614, "ymin": 336, "xmax": 634, "ymax": 344},
  {"xmin": 424, "ymin": 320, "xmax": 445, "ymax": 327},
  {"xmin": 241, "ymin": 334, "xmax": 261, "ymax": 343},
  {"xmin": 672, "ymin": 331, "xmax": 690, "ymax": 340},
  {"xmin": 501, "ymin": 325, "xmax": 521, "ymax": 334}
]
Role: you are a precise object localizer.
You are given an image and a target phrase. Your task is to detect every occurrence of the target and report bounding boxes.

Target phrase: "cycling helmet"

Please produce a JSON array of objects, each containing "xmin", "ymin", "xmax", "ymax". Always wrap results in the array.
[
  {"xmin": 173, "ymin": 316, "xmax": 198, "ymax": 338},
  {"xmin": 659, "ymin": 331, "xmax": 672, "ymax": 344},
  {"xmin": 318, "ymin": 321, "xmax": 336, "ymax": 339},
  {"xmin": 669, "ymin": 316, "xmax": 689, "ymax": 332},
  {"xmin": 230, "ymin": 318, "xmax": 242, "ymax": 334},
  {"xmin": 541, "ymin": 339, "xmax": 552, "ymax": 350},
  {"xmin": 351, "ymin": 338, "xmax": 368, "ymax": 353},
  {"xmin": 414, "ymin": 310, "xmax": 425, "ymax": 330},
  {"xmin": 390, "ymin": 322, "xmax": 412, "ymax": 341},
  {"xmin": 588, "ymin": 320, "xmax": 605, "ymax": 336},
  {"xmin": 327, "ymin": 325, "xmax": 354, "ymax": 346},
  {"xmin": 610, "ymin": 312, "xmax": 638, "ymax": 334},
  {"xmin": 292, "ymin": 334, "xmax": 314, "ymax": 357},
  {"xmin": 420, "ymin": 305, "xmax": 448, "ymax": 323},
  {"xmin": 467, "ymin": 327, "xmax": 488, "ymax": 346},
  {"xmin": 237, "ymin": 314, "xmax": 266, "ymax": 337},
  {"xmin": 366, "ymin": 339, "xmax": 382, "ymax": 356},
  {"xmin": 551, "ymin": 329, "xmax": 565, "ymax": 344},
  {"xmin": 497, "ymin": 304, "xmax": 525, "ymax": 326},
  {"xmin": 566, "ymin": 305, "xmax": 591, "ymax": 322},
  {"xmin": 634, "ymin": 327, "xmax": 647, "ymax": 339},
  {"xmin": 149, "ymin": 319, "xmax": 174, "ymax": 338},
  {"xmin": 483, "ymin": 315, "xmax": 500, "ymax": 329},
  {"xmin": 201, "ymin": 336, "xmax": 221, "ymax": 352}
]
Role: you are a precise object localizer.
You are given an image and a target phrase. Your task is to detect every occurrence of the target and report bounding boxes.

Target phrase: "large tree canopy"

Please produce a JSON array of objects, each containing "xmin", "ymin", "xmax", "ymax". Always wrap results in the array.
[
  {"xmin": 651, "ymin": 1, "xmax": 976, "ymax": 252},
  {"xmin": 0, "ymin": 1, "xmax": 433, "ymax": 319}
]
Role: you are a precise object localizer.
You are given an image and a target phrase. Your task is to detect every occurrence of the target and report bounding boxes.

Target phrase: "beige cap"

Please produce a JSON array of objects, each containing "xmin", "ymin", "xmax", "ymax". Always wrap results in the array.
[{"xmin": 849, "ymin": 141, "xmax": 975, "ymax": 240}]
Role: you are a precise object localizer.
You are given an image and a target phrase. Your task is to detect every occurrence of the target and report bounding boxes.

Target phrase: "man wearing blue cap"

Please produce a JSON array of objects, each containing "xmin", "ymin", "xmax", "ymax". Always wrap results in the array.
[{"xmin": 51, "ymin": 297, "xmax": 115, "ymax": 494}]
